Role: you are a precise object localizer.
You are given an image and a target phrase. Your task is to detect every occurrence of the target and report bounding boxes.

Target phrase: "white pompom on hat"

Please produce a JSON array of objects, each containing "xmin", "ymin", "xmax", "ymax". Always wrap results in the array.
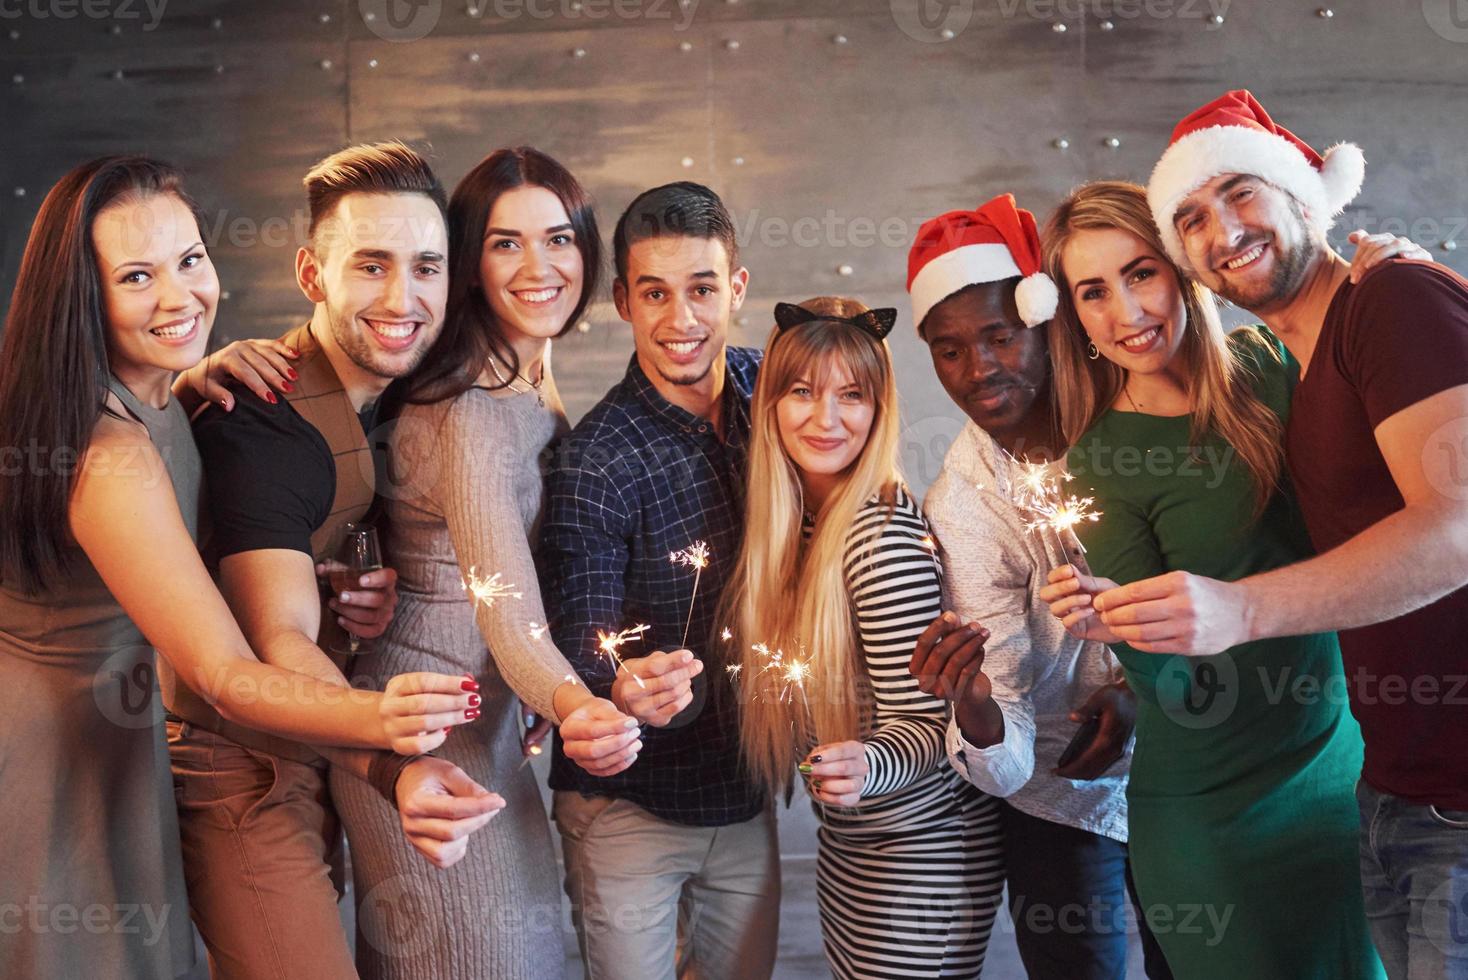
[
  {"xmin": 1147, "ymin": 89, "xmax": 1365, "ymax": 269},
  {"xmin": 907, "ymin": 193, "xmax": 1058, "ymax": 333}
]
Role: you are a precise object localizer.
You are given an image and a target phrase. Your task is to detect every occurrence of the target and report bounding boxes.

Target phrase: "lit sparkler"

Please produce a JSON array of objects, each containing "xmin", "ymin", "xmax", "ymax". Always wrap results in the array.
[
  {"xmin": 462, "ymin": 567, "xmax": 522, "ymax": 611},
  {"xmin": 748, "ymin": 642, "xmax": 814, "ymax": 705},
  {"xmin": 596, "ymin": 624, "xmax": 650, "ymax": 689},
  {"xmin": 669, "ymin": 541, "xmax": 711, "ymax": 648},
  {"xmin": 1005, "ymin": 456, "xmax": 1101, "ymax": 563}
]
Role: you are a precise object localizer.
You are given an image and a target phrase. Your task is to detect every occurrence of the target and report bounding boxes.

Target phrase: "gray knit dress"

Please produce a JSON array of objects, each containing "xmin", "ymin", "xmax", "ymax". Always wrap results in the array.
[{"xmin": 330, "ymin": 376, "xmax": 578, "ymax": 980}]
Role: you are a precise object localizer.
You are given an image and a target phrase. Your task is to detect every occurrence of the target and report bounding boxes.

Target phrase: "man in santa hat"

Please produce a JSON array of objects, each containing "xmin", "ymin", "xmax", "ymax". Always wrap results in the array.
[
  {"xmin": 1084, "ymin": 90, "xmax": 1468, "ymax": 976},
  {"xmin": 905, "ymin": 194, "xmax": 1174, "ymax": 979}
]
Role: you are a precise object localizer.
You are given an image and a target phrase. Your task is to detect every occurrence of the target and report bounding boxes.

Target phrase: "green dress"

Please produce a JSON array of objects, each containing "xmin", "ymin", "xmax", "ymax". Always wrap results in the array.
[{"xmin": 1067, "ymin": 327, "xmax": 1382, "ymax": 979}]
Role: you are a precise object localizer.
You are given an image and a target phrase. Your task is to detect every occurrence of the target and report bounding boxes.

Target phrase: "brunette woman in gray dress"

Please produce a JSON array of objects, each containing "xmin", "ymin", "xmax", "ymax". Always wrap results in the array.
[
  {"xmin": 331, "ymin": 148, "xmax": 655, "ymax": 980},
  {"xmin": 0, "ymin": 157, "xmax": 483, "ymax": 979}
]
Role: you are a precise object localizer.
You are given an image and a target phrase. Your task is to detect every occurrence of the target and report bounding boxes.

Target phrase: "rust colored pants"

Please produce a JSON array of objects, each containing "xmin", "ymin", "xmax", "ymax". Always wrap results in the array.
[{"xmin": 168, "ymin": 720, "xmax": 357, "ymax": 980}]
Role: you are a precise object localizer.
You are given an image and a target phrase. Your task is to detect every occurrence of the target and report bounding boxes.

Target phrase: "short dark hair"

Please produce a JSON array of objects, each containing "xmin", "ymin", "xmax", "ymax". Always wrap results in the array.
[
  {"xmin": 613, "ymin": 181, "xmax": 737, "ymax": 282},
  {"xmin": 303, "ymin": 140, "xmax": 447, "ymax": 247}
]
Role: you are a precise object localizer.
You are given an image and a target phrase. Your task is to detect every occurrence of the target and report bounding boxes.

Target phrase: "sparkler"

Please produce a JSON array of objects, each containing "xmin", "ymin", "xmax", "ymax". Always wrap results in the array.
[
  {"xmin": 596, "ymin": 624, "xmax": 650, "ymax": 689},
  {"xmin": 462, "ymin": 567, "xmax": 522, "ymax": 611},
  {"xmin": 1006, "ymin": 457, "xmax": 1101, "ymax": 562},
  {"xmin": 669, "ymin": 541, "xmax": 711, "ymax": 648},
  {"xmin": 746, "ymin": 642, "xmax": 814, "ymax": 705}
]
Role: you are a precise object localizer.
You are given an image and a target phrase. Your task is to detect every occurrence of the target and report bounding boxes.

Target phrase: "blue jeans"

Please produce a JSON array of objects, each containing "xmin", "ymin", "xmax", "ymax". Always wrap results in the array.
[
  {"xmin": 1000, "ymin": 802, "xmax": 1173, "ymax": 980},
  {"xmin": 1358, "ymin": 780, "xmax": 1468, "ymax": 979}
]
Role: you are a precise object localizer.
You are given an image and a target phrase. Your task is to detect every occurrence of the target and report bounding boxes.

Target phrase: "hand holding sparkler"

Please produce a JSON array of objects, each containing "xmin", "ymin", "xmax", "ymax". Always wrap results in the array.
[
  {"xmin": 799, "ymin": 740, "xmax": 868, "ymax": 809},
  {"xmin": 909, "ymin": 611, "xmax": 1006, "ymax": 749},
  {"xmin": 1039, "ymin": 565, "xmax": 1124, "ymax": 644},
  {"xmin": 558, "ymin": 696, "xmax": 644, "ymax": 778},
  {"xmin": 611, "ymin": 649, "xmax": 705, "ymax": 727},
  {"xmin": 393, "ymin": 757, "xmax": 505, "ymax": 870},
  {"xmin": 908, "ymin": 611, "xmax": 992, "ymax": 704},
  {"xmin": 520, "ymin": 701, "xmax": 553, "ymax": 761}
]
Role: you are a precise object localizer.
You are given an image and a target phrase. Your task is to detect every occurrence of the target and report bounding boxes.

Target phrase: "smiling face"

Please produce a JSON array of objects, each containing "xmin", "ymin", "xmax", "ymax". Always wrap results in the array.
[
  {"xmin": 1061, "ymin": 226, "xmax": 1188, "ymax": 378},
  {"xmin": 775, "ymin": 353, "xmax": 876, "ymax": 493},
  {"xmin": 93, "ymin": 191, "xmax": 219, "ymax": 387},
  {"xmin": 479, "ymin": 185, "xmax": 584, "ymax": 345},
  {"xmin": 300, "ymin": 191, "xmax": 449, "ymax": 380},
  {"xmin": 921, "ymin": 280, "xmax": 1050, "ymax": 438},
  {"xmin": 614, "ymin": 234, "xmax": 748, "ymax": 393},
  {"xmin": 1173, "ymin": 173, "xmax": 1319, "ymax": 314}
]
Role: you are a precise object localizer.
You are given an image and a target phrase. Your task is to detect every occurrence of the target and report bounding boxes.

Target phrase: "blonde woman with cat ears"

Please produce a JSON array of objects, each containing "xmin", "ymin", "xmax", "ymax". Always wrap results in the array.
[{"xmin": 722, "ymin": 297, "xmax": 1004, "ymax": 979}]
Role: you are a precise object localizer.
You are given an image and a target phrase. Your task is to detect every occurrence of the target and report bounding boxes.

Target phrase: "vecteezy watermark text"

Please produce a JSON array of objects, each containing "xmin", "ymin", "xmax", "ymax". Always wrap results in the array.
[{"xmin": 0, "ymin": 0, "xmax": 166, "ymax": 30}]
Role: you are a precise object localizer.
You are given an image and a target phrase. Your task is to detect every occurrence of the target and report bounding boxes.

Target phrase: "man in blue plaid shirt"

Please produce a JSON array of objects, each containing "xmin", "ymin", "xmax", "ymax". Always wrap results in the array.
[{"xmin": 540, "ymin": 182, "xmax": 779, "ymax": 979}]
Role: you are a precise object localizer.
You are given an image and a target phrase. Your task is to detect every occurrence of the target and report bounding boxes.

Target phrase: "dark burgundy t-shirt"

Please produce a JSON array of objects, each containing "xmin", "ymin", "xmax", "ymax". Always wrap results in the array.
[{"xmin": 1286, "ymin": 260, "xmax": 1468, "ymax": 808}]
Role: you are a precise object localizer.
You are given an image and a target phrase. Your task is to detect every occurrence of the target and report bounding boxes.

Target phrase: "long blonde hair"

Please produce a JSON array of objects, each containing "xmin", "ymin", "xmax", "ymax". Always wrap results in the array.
[
  {"xmin": 722, "ymin": 296, "xmax": 902, "ymax": 798},
  {"xmin": 1040, "ymin": 180, "xmax": 1284, "ymax": 512}
]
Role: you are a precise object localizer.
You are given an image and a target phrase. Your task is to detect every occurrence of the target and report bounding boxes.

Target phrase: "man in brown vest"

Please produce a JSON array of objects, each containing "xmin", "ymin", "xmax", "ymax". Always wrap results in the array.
[{"xmin": 170, "ymin": 142, "xmax": 502, "ymax": 978}]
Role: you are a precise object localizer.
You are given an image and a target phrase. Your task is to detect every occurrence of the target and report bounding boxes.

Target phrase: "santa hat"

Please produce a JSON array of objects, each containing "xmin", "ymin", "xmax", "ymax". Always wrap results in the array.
[
  {"xmin": 907, "ymin": 193, "xmax": 1058, "ymax": 332},
  {"xmin": 1148, "ymin": 89, "xmax": 1365, "ymax": 267}
]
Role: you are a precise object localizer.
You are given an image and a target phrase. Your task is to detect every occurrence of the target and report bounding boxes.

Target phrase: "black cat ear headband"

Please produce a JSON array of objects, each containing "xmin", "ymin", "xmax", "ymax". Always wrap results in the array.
[{"xmin": 773, "ymin": 302, "xmax": 897, "ymax": 341}]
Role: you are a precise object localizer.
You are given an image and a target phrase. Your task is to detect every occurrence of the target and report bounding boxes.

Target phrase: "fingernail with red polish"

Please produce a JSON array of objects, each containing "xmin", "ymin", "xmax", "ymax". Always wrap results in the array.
[
  {"xmin": 461, "ymin": 678, "xmax": 479, "ymax": 692},
  {"xmin": 280, "ymin": 380, "xmax": 294, "ymax": 392},
  {"xmin": 465, "ymin": 708, "xmax": 480, "ymax": 720},
  {"xmin": 468, "ymin": 693, "xmax": 481, "ymax": 708},
  {"xmin": 287, "ymin": 367, "xmax": 299, "ymax": 380},
  {"xmin": 264, "ymin": 391, "xmax": 277, "ymax": 404}
]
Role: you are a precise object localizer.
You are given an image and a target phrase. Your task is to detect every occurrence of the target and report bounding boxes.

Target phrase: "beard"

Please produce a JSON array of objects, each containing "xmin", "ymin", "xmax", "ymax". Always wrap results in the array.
[
  {"xmin": 325, "ymin": 301, "xmax": 431, "ymax": 380},
  {"xmin": 659, "ymin": 359, "xmax": 715, "ymax": 387},
  {"xmin": 1208, "ymin": 200, "xmax": 1319, "ymax": 313}
]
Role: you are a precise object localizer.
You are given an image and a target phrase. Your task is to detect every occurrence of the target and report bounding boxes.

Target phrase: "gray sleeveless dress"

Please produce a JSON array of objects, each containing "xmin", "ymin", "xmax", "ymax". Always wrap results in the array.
[{"xmin": 0, "ymin": 379, "xmax": 199, "ymax": 978}]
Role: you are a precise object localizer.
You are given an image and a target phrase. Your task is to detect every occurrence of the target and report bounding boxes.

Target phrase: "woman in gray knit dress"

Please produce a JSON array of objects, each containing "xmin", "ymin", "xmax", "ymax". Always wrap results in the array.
[{"xmin": 331, "ymin": 148, "xmax": 645, "ymax": 979}]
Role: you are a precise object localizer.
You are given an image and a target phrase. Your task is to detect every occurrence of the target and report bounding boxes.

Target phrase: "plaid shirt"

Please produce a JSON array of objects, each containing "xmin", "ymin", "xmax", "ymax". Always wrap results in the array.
[{"xmin": 540, "ymin": 347, "xmax": 766, "ymax": 826}]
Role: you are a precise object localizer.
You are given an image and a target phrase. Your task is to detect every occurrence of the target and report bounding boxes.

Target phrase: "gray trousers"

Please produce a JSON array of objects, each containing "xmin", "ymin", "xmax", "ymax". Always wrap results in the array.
[{"xmin": 553, "ymin": 791, "xmax": 781, "ymax": 980}]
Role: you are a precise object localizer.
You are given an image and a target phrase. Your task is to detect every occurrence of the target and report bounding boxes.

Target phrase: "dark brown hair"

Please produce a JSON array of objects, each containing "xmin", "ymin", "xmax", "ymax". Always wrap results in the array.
[
  {"xmin": 0, "ymin": 156, "xmax": 202, "ymax": 593},
  {"xmin": 612, "ymin": 181, "xmax": 738, "ymax": 283},
  {"xmin": 399, "ymin": 146, "xmax": 601, "ymax": 404}
]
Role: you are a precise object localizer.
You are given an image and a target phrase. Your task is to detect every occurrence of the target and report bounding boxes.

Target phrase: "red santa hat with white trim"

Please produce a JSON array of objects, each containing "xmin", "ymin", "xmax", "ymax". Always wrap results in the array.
[
  {"xmin": 1148, "ymin": 89, "xmax": 1365, "ymax": 268},
  {"xmin": 907, "ymin": 193, "xmax": 1058, "ymax": 333}
]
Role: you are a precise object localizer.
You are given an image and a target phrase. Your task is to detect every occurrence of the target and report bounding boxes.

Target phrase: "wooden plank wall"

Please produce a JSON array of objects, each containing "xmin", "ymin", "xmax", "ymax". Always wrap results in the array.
[{"xmin": 2, "ymin": 0, "xmax": 1466, "ymax": 483}]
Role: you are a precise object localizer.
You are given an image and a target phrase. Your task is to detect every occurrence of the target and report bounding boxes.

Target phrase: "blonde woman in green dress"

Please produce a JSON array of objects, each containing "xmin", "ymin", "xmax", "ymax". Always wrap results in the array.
[{"xmin": 1036, "ymin": 180, "xmax": 1417, "ymax": 979}]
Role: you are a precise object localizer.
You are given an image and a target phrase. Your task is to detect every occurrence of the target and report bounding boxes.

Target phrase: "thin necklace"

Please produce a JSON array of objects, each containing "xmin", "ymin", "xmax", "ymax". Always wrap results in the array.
[
  {"xmin": 1123, "ymin": 385, "xmax": 1142, "ymax": 413},
  {"xmin": 487, "ymin": 351, "xmax": 544, "ymax": 406}
]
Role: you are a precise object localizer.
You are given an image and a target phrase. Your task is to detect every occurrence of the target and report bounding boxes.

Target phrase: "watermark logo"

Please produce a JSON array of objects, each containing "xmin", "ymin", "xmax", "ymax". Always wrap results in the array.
[
  {"xmin": 1156, "ymin": 652, "xmax": 1239, "ymax": 730},
  {"xmin": 93, "ymin": 644, "xmax": 165, "ymax": 731},
  {"xmin": 1423, "ymin": 0, "xmax": 1468, "ymax": 42},
  {"xmin": 359, "ymin": 0, "xmax": 441, "ymax": 41},
  {"xmin": 1423, "ymin": 875, "xmax": 1468, "ymax": 955},
  {"xmin": 899, "ymin": 414, "xmax": 965, "ymax": 487},
  {"xmin": 1422, "ymin": 415, "xmax": 1468, "ymax": 502},
  {"xmin": 357, "ymin": 875, "xmax": 443, "ymax": 957},
  {"xmin": 890, "ymin": 0, "xmax": 975, "ymax": 42}
]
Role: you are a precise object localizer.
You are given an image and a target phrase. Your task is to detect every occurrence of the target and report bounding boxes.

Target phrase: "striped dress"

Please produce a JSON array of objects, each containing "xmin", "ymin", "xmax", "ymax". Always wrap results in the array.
[{"xmin": 812, "ymin": 487, "xmax": 1005, "ymax": 979}]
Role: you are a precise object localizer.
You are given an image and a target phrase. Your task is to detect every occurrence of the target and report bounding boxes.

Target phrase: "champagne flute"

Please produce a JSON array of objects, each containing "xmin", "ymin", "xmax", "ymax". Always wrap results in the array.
[{"xmin": 327, "ymin": 523, "xmax": 382, "ymax": 656}]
